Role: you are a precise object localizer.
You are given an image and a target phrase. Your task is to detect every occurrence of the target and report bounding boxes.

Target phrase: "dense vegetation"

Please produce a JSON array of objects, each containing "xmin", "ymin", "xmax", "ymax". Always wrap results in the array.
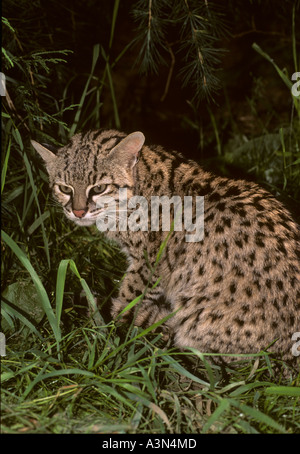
[{"xmin": 1, "ymin": 0, "xmax": 300, "ymax": 434}]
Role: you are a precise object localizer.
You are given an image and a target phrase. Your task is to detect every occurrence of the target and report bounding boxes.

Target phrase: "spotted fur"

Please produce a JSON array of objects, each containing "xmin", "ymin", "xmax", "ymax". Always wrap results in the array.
[{"xmin": 32, "ymin": 129, "xmax": 300, "ymax": 364}]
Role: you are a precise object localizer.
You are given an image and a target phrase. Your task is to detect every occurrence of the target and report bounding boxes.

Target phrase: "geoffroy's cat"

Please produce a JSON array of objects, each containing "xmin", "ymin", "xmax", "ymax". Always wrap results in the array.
[{"xmin": 32, "ymin": 129, "xmax": 300, "ymax": 364}]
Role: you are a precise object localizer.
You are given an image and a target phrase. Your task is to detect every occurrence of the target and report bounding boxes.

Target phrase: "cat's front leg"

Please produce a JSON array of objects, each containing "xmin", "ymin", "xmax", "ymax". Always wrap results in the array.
[
  {"xmin": 110, "ymin": 268, "xmax": 171, "ymax": 330},
  {"xmin": 110, "ymin": 265, "xmax": 146, "ymax": 322},
  {"xmin": 111, "ymin": 291, "xmax": 171, "ymax": 326}
]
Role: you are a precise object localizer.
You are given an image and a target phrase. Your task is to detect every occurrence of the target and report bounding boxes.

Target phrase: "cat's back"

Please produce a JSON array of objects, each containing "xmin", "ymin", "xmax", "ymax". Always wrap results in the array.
[{"xmin": 160, "ymin": 158, "xmax": 300, "ymax": 357}]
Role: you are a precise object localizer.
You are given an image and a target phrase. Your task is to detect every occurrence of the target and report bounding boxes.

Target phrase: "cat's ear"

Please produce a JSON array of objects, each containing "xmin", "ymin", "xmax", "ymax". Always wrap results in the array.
[
  {"xmin": 41, "ymin": 143, "xmax": 58, "ymax": 154},
  {"xmin": 110, "ymin": 131, "xmax": 145, "ymax": 169},
  {"xmin": 31, "ymin": 140, "xmax": 57, "ymax": 165}
]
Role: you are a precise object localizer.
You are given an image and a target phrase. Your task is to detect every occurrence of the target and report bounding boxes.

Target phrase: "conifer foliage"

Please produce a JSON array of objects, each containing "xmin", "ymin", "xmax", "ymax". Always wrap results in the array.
[{"xmin": 131, "ymin": 0, "xmax": 228, "ymax": 102}]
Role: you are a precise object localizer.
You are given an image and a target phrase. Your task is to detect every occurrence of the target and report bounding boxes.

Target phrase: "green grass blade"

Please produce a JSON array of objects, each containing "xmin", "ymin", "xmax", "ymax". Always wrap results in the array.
[
  {"xmin": 292, "ymin": 4, "xmax": 298, "ymax": 73},
  {"xmin": 252, "ymin": 43, "xmax": 292, "ymax": 90},
  {"xmin": 1, "ymin": 137, "xmax": 11, "ymax": 194},
  {"xmin": 1, "ymin": 300, "xmax": 44, "ymax": 340},
  {"xmin": 109, "ymin": 0, "xmax": 120, "ymax": 49},
  {"xmin": 164, "ymin": 354, "xmax": 210, "ymax": 387},
  {"xmin": 1, "ymin": 304, "xmax": 14, "ymax": 328},
  {"xmin": 69, "ymin": 44, "xmax": 100, "ymax": 137},
  {"xmin": 101, "ymin": 46, "xmax": 120, "ymax": 129},
  {"xmin": 55, "ymin": 259, "xmax": 70, "ymax": 330},
  {"xmin": 264, "ymin": 386, "xmax": 300, "ymax": 397},
  {"xmin": 124, "ymin": 391, "xmax": 172, "ymax": 432},
  {"xmin": 134, "ymin": 311, "xmax": 177, "ymax": 340},
  {"xmin": 1, "ymin": 362, "xmax": 41, "ymax": 384},
  {"xmin": 252, "ymin": 42, "xmax": 300, "ymax": 117},
  {"xmin": 23, "ymin": 152, "xmax": 50, "ymax": 267},
  {"xmin": 69, "ymin": 259, "xmax": 104, "ymax": 325},
  {"xmin": 21, "ymin": 366, "xmax": 96, "ymax": 400},
  {"xmin": 1, "ymin": 230, "xmax": 60, "ymax": 345},
  {"xmin": 230, "ymin": 399, "xmax": 287, "ymax": 433},
  {"xmin": 117, "ymin": 293, "xmax": 144, "ymax": 318},
  {"xmin": 12, "ymin": 127, "xmax": 24, "ymax": 151},
  {"xmin": 229, "ymin": 381, "xmax": 273, "ymax": 397},
  {"xmin": 27, "ymin": 211, "xmax": 50, "ymax": 235},
  {"xmin": 208, "ymin": 106, "xmax": 222, "ymax": 156},
  {"xmin": 202, "ymin": 398, "xmax": 231, "ymax": 433},
  {"xmin": 186, "ymin": 347, "xmax": 218, "ymax": 390},
  {"xmin": 93, "ymin": 383, "xmax": 139, "ymax": 413},
  {"xmin": 100, "ymin": 312, "xmax": 176, "ymax": 367}
]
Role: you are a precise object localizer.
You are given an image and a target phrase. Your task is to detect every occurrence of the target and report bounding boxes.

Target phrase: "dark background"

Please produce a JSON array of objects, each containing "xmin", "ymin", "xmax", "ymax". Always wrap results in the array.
[{"xmin": 2, "ymin": 0, "xmax": 300, "ymax": 183}]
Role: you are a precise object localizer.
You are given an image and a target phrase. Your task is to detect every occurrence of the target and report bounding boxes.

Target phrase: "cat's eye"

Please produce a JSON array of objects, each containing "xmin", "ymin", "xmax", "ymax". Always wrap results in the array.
[
  {"xmin": 90, "ymin": 184, "xmax": 107, "ymax": 196},
  {"xmin": 59, "ymin": 185, "xmax": 73, "ymax": 195}
]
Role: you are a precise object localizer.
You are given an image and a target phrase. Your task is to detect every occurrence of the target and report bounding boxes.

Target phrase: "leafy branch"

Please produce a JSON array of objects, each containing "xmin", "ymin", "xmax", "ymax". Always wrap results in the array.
[{"xmin": 131, "ymin": 0, "xmax": 228, "ymax": 102}]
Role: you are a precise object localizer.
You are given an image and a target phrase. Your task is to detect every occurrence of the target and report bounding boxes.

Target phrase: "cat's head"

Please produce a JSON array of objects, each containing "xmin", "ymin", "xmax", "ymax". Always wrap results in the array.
[{"xmin": 31, "ymin": 130, "xmax": 145, "ymax": 226}]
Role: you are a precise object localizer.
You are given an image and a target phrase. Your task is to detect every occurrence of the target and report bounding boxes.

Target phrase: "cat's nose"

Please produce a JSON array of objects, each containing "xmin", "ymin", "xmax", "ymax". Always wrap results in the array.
[{"xmin": 73, "ymin": 209, "xmax": 87, "ymax": 218}]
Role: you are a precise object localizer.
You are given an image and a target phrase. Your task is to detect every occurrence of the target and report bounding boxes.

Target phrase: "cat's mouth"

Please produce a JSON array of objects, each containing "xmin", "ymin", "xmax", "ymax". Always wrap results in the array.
[
  {"xmin": 64, "ymin": 208, "xmax": 98, "ymax": 226},
  {"xmin": 65, "ymin": 206, "xmax": 130, "ymax": 228}
]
